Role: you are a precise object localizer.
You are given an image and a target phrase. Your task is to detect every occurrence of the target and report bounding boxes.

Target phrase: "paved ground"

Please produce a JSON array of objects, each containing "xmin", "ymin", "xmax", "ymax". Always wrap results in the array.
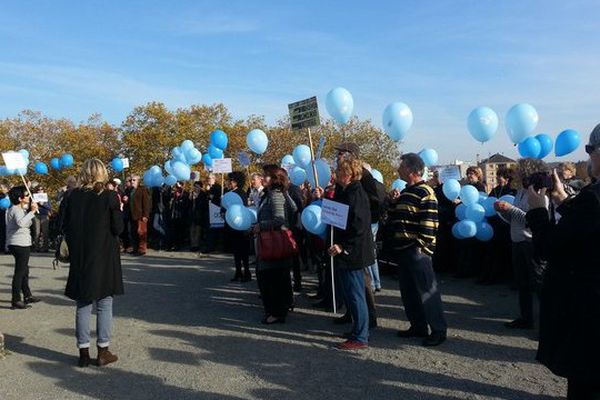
[{"xmin": 0, "ymin": 251, "xmax": 564, "ymax": 400}]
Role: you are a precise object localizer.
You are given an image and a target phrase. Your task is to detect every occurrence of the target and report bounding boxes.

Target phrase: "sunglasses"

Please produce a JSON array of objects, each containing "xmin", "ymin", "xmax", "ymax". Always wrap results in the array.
[{"xmin": 585, "ymin": 144, "xmax": 599, "ymax": 154}]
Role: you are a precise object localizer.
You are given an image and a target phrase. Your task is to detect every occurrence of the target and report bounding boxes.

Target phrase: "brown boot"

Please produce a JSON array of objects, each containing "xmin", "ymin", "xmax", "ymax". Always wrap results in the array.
[
  {"xmin": 97, "ymin": 346, "xmax": 118, "ymax": 366},
  {"xmin": 78, "ymin": 348, "xmax": 91, "ymax": 368}
]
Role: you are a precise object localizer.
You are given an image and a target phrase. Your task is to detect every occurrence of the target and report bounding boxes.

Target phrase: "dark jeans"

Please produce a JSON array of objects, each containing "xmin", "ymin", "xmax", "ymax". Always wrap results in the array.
[
  {"xmin": 257, "ymin": 266, "xmax": 293, "ymax": 319},
  {"xmin": 397, "ymin": 247, "xmax": 447, "ymax": 333},
  {"xmin": 9, "ymin": 245, "xmax": 32, "ymax": 302},
  {"xmin": 339, "ymin": 268, "xmax": 369, "ymax": 344},
  {"xmin": 233, "ymin": 241, "xmax": 250, "ymax": 276}
]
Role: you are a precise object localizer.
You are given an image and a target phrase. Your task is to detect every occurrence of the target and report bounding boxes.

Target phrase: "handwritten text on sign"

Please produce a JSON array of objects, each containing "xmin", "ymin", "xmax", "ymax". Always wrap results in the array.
[
  {"xmin": 321, "ymin": 199, "xmax": 349, "ymax": 230},
  {"xmin": 212, "ymin": 158, "xmax": 233, "ymax": 174}
]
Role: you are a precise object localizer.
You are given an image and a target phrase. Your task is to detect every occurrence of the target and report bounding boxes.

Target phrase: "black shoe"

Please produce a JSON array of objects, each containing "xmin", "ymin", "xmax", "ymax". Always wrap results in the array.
[
  {"xmin": 333, "ymin": 314, "xmax": 352, "ymax": 325},
  {"xmin": 397, "ymin": 327, "xmax": 428, "ymax": 338},
  {"xmin": 423, "ymin": 331, "xmax": 447, "ymax": 347},
  {"xmin": 11, "ymin": 301, "xmax": 31, "ymax": 310},
  {"xmin": 24, "ymin": 296, "xmax": 41, "ymax": 304},
  {"xmin": 504, "ymin": 318, "xmax": 533, "ymax": 329}
]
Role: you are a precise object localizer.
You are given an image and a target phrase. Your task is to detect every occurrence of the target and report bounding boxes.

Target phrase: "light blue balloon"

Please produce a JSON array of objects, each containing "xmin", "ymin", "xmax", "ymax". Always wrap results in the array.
[
  {"xmin": 171, "ymin": 161, "xmax": 191, "ymax": 181},
  {"xmin": 452, "ymin": 222, "xmax": 465, "ymax": 239},
  {"xmin": 307, "ymin": 159, "xmax": 332, "ymax": 188},
  {"xmin": 325, "ymin": 87, "xmax": 354, "ymax": 124},
  {"xmin": 499, "ymin": 194, "xmax": 515, "ymax": 205},
  {"xmin": 172, "ymin": 146, "xmax": 183, "ymax": 160},
  {"xmin": 505, "ymin": 103, "xmax": 539, "ymax": 144},
  {"xmin": 165, "ymin": 175, "xmax": 177, "ymax": 186},
  {"xmin": 555, "ymin": 129, "xmax": 581, "ymax": 157},
  {"xmin": 457, "ymin": 220, "xmax": 477, "ymax": 238},
  {"xmin": 478, "ymin": 192, "xmax": 488, "ymax": 204},
  {"xmin": 371, "ymin": 169, "xmax": 383, "ymax": 184},
  {"xmin": 210, "ymin": 130, "xmax": 228, "ymax": 150},
  {"xmin": 455, "ymin": 203, "xmax": 467, "ymax": 221},
  {"xmin": 202, "ymin": 154, "xmax": 213, "ymax": 167},
  {"xmin": 460, "ymin": 185, "xmax": 479, "ymax": 206},
  {"xmin": 154, "ymin": 175, "xmax": 165, "ymax": 187},
  {"xmin": 293, "ymin": 145, "xmax": 312, "ymax": 168},
  {"xmin": 111, "ymin": 158, "xmax": 124, "ymax": 173},
  {"xmin": 281, "ymin": 154, "xmax": 295, "ymax": 166},
  {"xmin": 419, "ymin": 148, "xmax": 438, "ymax": 167},
  {"xmin": 34, "ymin": 162, "xmax": 48, "ymax": 175},
  {"xmin": 247, "ymin": 207, "xmax": 258, "ymax": 224},
  {"xmin": 226, "ymin": 204, "xmax": 252, "ymax": 231},
  {"xmin": 0, "ymin": 166, "xmax": 8, "ymax": 176},
  {"xmin": 149, "ymin": 165, "xmax": 162, "ymax": 176},
  {"xmin": 208, "ymin": 144, "xmax": 223, "ymax": 159},
  {"xmin": 143, "ymin": 170, "xmax": 155, "ymax": 187},
  {"xmin": 290, "ymin": 166, "xmax": 307, "ymax": 186},
  {"xmin": 0, "ymin": 197, "xmax": 10, "ymax": 209},
  {"xmin": 466, "ymin": 203, "xmax": 485, "ymax": 223},
  {"xmin": 535, "ymin": 134, "xmax": 553, "ymax": 159},
  {"xmin": 222, "ymin": 191, "xmax": 243, "ymax": 210},
  {"xmin": 185, "ymin": 148, "xmax": 202, "ymax": 165},
  {"xmin": 164, "ymin": 160, "xmax": 174, "ymax": 175},
  {"xmin": 61, "ymin": 153, "xmax": 74, "ymax": 168},
  {"xmin": 482, "ymin": 196, "xmax": 497, "ymax": 217},
  {"xmin": 301, "ymin": 204, "xmax": 327, "ymax": 235},
  {"xmin": 246, "ymin": 129, "xmax": 268, "ymax": 155},
  {"xmin": 442, "ymin": 179, "xmax": 461, "ymax": 201},
  {"xmin": 18, "ymin": 149, "xmax": 30, "ymax": 161},
  {"xmin": 467, "ymin": 106, "xmax": 499, "ymax": 143},
  {"xmin": 181, "ymin": 140, "xmax": 195, "ymax": 151},
  {"xmin": 50, "ymin": 157, "xmax": 61, "ymax": 170},
  {"xmin": 382, "ymin": 102, "xmax": 413, "ymax": 142},
  {"xmin": 518, "ymin": 137, "xmax": 541, "ymax": 158},
  {"xmin": 392, "ymin": 178, "xmax": 407, "ymax": 191},
  {"xmin": 475, "ymin": 221, "xmax": 494, "ymax": 241}
]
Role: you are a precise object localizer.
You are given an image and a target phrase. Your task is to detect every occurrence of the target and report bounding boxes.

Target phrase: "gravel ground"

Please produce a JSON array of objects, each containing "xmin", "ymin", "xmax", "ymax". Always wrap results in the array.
[{"xmin": 0, "ymin": 251, "xmax": 564, "ymax": 400}]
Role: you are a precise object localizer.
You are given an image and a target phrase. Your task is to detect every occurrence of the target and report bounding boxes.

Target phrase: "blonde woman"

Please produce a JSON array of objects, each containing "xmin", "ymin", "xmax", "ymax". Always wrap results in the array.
[{"xmin": 62, "ymin": 159, "xmax": 124, "ymax": 367}]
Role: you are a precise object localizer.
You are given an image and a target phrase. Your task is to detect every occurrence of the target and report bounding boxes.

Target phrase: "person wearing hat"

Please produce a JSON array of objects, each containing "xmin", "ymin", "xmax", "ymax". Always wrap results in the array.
[{"xmin": 526, "ymin": 124, "xmax": 600, "ymax": 399}]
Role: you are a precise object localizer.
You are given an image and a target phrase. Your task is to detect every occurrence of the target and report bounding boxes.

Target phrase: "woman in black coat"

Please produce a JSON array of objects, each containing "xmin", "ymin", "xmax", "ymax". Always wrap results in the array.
[
  {"xmin": 328, "ymin": 158, "xmax": 374, "ymax": 351},
  {"xmin": 224, "ymin": 171, "xmax": 251, "ymax": 282},
  {"xmin": 62, "ymin": 159, "xmax": 124, "ymax": 368},
  {"xmin": 526, "ymin": 125, "xmax": 600, "ymax": 399}
]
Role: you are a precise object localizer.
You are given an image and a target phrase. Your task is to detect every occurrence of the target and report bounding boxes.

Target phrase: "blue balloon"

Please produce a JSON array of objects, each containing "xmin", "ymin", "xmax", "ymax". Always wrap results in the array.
[
  {"xmin": 535, "ymin": 134, "xmax": 553, "ymax": 159},
  {"xmin": 181, "ymin": 140, "xmax": 195, "ymax": 151},
  {"xmin": 171, "ymin": 161, "xmax": 191, "ymax": 181},
  {"xmin": 246, "ymin": 129, "xmax": 268, "ymax": 155},
  {"xmin": 457, "ymin": 220, "xmax": 477, "ymax": 238},
  {"xmin": 419, "ymin": 148, "xmax": 438, "ymax": 167},
  {"xmin": 555, "ymin": 129, "xmax": 581, "ymax": 157},
  {"xmin": 466, "ymin": 203, "xmax": 485, "ymax": 223},
  {"xmin": 478, "ymin": 192, "xmax": 488, "ymax": 204},
  {"xmin": 371, "ymin": 169, "xmax": 383, "ymax": 184},
  {"xmin": 50, "ymin": 157, "xmax": 62, "ymax": 170},
  {"xmin": 18, "ymin": 149, "xmax": 30, "ymax": 160},
  {"xmin": 172, "ymin": 146, "xmax": 184, "ymax": 160},
  {"xmin": 149, "ymin": 165, "xmax": 162, "ymax": 176},
  {"xmin": 61, "ymin": 153, "xmax": 74, "ymax": 168},
  {"xmin": 505, "ymin": 103, "xmax": 539, "ymax": 144},
  {"xmin": 222, "ymin": 191, "xmax": 243, "ymax": 210},
  {"xmin": 467, "ymin": 106, "xmax": 499, "ymax": 143},
  {"xmin": 301, "ymin": 204, "xmax": 327, "ymax": 235},
  {"xmin": 518, "ymin": 137, "xmax": 541, "ymax": 158},
  {"xmin": 185, "ymin": 148, "xmax": 202, "ymax": 165},
  {"xmin": 143, "ymin": 170, "xmax": 155, "ymax": 187},
  {"xmin": 460, "ymin": 185, "xmax": 479, "ymax": 206},
  {"xmin": 281, "ymin": 154, "xmax": 295, "ymax": 166},
  {"xmin": 247, "ymin": 207, "xmax": 258, "ymax": 224},
  {"xmin": 382, "ymin": 102, "xmax": 413, "ymax": 142},
  {"xmin": 111, "ymin": 158, "xmax": 124, "ymax": 173},
  {"xmin": 225, "ymin": 204, "xmax": 252, "ymax": 231},
  {"xmin": 452, "ymin": 222, "xmax": 465, "ymax": 239},
  {"xmin": 202, "ymin": 154, "xmax": 213, "ymax": 167},
  {"xmin": 164, "ymin": 160, "xmax": 174, "ymax": 175},
  {"xmin": 34, "ymin": 162, "xmax": 48, "ymax": 175},
  {"xmin": 293, "ymin": 145, "xmax": 312, "ymax": 168},
  {"xmin": 154, "ymin": 175, "xmax": 165, "ymax": 187},
  {"xmin": 290, "ymin": 166, "xmax": 307, "ymax": 186},
  {"xmin": 325, "ymin": 87, "xmax": 354, "ymax": 124},
  {"xmin": 482, "ymin": 196, "xmax": 498, "ymax": 217},
  {"xmin": 475, "ymin": 221, "xmax": 494, "ymax": 241},
  {"xmin": 455, "ymin": 203, "xmax": 467, "ymax": 221},
  {"xmin": 499, "ymin": 194, "xmax": 515, "ymax": 205},
  {"xmin": 307, "ymin": 159, "xmax": 332, "ymax": 188},
  {"xmin": 442, "ymin": 179, "xmax": 461, "ymax": 201},
  {"xmin": 164, "ymin": 175, "xmax": 177, "ymax": 186},
  {"xmin": 208, "ymin": 144, "xmax": 223, "ymax": 160},
  {"xmin": 392, "ymin": 178, "xmax": 407, "ymax": 191},
  {"xmin": 210, "ymin": 130, "xmax": 228, "ymax": 150},
  {"xmin": 0, "ymin": 166, "xmax": 8, "ymax": 176},
  {"xmin": 0, "ymin": 197, "xmax": 10, "ymax": 209}
]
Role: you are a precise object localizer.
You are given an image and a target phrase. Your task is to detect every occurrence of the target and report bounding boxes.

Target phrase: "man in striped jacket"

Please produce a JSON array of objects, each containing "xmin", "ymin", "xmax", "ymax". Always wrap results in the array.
[{"xmin": 386, "ymin": 153, "xmax": 447, "ymax": 347}]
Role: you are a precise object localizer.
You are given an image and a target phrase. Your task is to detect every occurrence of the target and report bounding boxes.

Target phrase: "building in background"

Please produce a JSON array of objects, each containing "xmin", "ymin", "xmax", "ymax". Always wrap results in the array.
[{"xmin": 479, "ymin": 153, "xmax": 517, "ymax": 192}]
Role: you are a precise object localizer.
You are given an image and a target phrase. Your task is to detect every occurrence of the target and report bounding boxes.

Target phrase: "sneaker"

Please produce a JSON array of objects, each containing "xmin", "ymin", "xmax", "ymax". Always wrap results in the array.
[
  {"xmin": 422, "ymin": 331, "xmax": 447, "ymax": 347},
  {"xmin": 335, "ymin": 340, "xmax": 368, "ymax": 351}
]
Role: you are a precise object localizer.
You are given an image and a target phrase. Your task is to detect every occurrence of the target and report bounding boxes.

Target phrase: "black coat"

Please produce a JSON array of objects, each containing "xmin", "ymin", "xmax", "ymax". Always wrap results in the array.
[
  {"xmin": 332, "ymin": 180, "xmax": 374, "ymax": 271},
  {"xmin": 63, "ymin": 188, "xmax": 124, "ymax": 302},
  {"xmin": 526, "ymin": 182, "xmax": 600, "ymax": 381}
]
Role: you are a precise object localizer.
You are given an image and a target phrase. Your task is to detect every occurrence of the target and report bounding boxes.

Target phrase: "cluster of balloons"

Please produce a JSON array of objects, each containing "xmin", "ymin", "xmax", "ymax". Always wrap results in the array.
[
  {"xmin": 284, "ymin": 145, "xmax": 332, "ymax": 188},
  {"xmin": 202, "ymin": 130, "xmax": 227, "ymax": 168},
  {"xmin": 143, "ymin": 165, "xmax": 166, "ymax": 187},
  {"xmin": 0, "ymin": 150, "xmax": 73, "ymax": 177},
  {"xmin": 517, "ymin": 130, "xmax": 580, "ymax": 158},
  {"xmin": 326, "ymin": 87, "xmax": 354, "ymax": 125},
  {"xmin": 246, "ymin": 129, "xmax": 268, "ymax": 155},
  {"xmin": 222, "ymin": 192, "xmax": 257, "ymax": 231},
  {"xmin": 50, "ymin": 153, "xmax": 74, "ymax": 171}
]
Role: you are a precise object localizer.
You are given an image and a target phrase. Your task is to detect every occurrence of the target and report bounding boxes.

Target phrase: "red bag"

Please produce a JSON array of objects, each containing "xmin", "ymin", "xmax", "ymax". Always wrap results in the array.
[{"xmin": 258, "ymin": 228, "xmax": 298, "ymax": 261}]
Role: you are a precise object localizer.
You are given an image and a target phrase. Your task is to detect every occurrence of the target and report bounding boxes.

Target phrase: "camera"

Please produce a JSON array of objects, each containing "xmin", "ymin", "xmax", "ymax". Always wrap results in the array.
[{"xmin": 527, "ymin": 172, "xmax": 554, "ymax": 191}]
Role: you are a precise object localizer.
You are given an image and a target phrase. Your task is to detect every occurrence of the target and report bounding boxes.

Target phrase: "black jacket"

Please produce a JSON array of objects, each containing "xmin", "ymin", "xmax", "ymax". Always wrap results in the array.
[
  {"xmin": 526, "ymin": 182, "xmax": 600, "ymax": 381},
  {"xmin": 332, "ymin": 180, "xmax": 375, "ymax": 271},
  {"xmin": 63, "ymin": 188, "xmax": 124, "ymax": 302}
]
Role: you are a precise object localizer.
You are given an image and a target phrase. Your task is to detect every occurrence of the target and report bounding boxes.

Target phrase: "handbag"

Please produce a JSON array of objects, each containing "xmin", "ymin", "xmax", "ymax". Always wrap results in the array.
[
  {"xmin": 257, "ymin": 228, "xmax": 298, "ymax": 261},
  {"xmin": 52, "ymin": 235, "xmax": 70, "ymax": 269}
]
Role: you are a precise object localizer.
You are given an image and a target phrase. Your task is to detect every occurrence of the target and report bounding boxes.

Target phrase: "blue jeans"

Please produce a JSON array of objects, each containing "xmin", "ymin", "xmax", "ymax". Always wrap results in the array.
[
  {"xmin": 339, "ymin": 268, "xmax": 369, "ymax": 344},
  {"xmin": 76, "ymin": 296, "xmax": 113, "ymax": 349},
  {"xmin": 367, "ymin": 223, "xmax": 381, "ymax": 290}
]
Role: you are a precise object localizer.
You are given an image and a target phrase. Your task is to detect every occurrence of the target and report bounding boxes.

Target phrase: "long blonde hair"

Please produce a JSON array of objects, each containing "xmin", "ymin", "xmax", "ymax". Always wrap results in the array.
[{"xmin": 79, "ymin": 159, "xmax": 108, "ymax": 192}]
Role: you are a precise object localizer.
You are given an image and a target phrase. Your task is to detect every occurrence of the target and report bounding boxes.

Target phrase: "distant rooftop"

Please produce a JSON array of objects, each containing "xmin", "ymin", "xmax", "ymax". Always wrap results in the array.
[{"xmin": 480, "ymin": 153, "xmax": 516, "ymax": 164}]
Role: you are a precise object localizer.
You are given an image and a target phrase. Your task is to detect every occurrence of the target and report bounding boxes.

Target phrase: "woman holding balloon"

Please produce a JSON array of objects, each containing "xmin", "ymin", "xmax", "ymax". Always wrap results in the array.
[{"xmin": 224, "ymin": 171, "xmax": 251, "ymax": 282}]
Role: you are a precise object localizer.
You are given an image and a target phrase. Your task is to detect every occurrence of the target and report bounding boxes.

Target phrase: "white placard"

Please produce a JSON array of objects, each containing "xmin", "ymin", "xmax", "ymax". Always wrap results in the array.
[
  {"xmin": 212, "ymin": 158, "xmax": 232, "ymax": 174},
  {"xmin": 321, "ymin": 199, "xmax": 349, "ymax": 230},
  {"xmin": 121, "ymin": 158, "xmax": 130, "ymax": 169},
  {"xmin": 209, "ymin": 202, "xmax": 225, "ymax": 227},
  {"xmin": 33, "ymin": 193, "xmax": 49, "ymax": 203},
  {"xmin": 437, "ymin": 165, "xmax": 462, "ymax": 183},
  {"xmin": 2, "ymin": 152, "xmax": 27, "ymax": 170}
]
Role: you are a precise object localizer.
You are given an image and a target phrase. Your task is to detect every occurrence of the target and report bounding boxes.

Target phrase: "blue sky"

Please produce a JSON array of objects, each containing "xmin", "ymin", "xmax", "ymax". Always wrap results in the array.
[{"xmin": 1, "ymin": 0, "xmax": 599, "ymax": 163}]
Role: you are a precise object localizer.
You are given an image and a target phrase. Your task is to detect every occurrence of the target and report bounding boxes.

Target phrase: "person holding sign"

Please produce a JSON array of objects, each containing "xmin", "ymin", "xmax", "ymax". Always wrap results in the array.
[
  {"xmin": 6, "ymin": 186, "xmax": 40, "ymax": 309},
  {"xmin": 386, "ymin": 153, "xmax": 447, "ymax": 347},
  {"xmin": 328, "ymin": 159, "xmax": 374, "ymax": 350}
]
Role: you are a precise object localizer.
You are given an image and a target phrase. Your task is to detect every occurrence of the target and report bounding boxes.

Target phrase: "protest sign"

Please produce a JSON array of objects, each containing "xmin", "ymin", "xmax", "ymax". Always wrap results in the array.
[
  {"xmin": 321, "ymin": 199, "xmax": 349, "ymax": 230},
  {"xmin": 212, "ymin": 158, "xmax": 233, "ymax": 174}
]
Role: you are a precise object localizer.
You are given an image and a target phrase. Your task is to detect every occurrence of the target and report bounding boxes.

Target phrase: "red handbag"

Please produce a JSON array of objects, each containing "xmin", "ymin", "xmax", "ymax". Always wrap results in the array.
[{"xmin": 258, "ymin": 228, "xmax": 298, "ymax": 261}]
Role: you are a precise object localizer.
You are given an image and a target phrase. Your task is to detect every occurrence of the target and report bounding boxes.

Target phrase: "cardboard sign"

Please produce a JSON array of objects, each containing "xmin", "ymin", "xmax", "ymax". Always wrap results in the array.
[
  {"xmin": 288, "ymin": 96, "xmax": 320, "ymax": 130},
  {"xmin": 315, "ymin": 136, "xmax": 326, "ymax": 159},
  {"xmin": 436, "ymin": 165, "xmax": 462, "ymax": 183},
  {"xmin": 238, "ymin": 151, "xmax": 251, "ymax": 167},
  {"xmin": 33, "ymin": 193, "xmax": 49, "ymax": 203},
  {"xmin": 2, "ymin": 152, "xmax": 27, "ymax": 170},
  {"xmin": 321, "ymin": 199, "xmax": 349, "ymax": 230},
  {"xmin": 212, "ymin": 158, "xmax": 232, "ymax": 174},
  {"xmin": 209, "ymin": 202, "xmax": 225, "ymax": 227},
  {"xmin": 121, "ymin": 158, "xmax": 130, "ymax": 169}
]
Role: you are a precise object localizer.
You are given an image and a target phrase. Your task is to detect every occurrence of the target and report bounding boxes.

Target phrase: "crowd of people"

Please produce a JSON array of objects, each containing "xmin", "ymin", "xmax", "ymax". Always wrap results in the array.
[{"xmin": 2, "ymin": 125, "xmax": 599, "ymax": 399}]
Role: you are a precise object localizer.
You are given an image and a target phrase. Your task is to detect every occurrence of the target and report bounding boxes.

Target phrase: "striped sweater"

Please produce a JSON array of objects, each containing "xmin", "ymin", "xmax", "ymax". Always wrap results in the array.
[{"xmin": 386, "ymin": 182, "xmax": 439, "ymax": 255}]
